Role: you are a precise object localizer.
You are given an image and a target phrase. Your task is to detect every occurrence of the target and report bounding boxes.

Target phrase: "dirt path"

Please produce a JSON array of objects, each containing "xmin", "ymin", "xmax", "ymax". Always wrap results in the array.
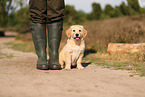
[{"xmin": 0, "ymin": 32, "xmax": 145, "ymax": 97}]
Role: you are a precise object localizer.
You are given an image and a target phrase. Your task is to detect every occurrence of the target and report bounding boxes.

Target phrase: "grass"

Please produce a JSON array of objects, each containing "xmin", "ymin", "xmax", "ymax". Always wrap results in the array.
[
  {"xmin": 5, "ymin": 41, "xmax": 35, "ymax": 53},
  {"xmin": 4, "ymin": 33, "xmax": 35, "ymax": 53},
  {"xmin": 83, "ymin": 53, "xmax": 145, "ymax": 76}
]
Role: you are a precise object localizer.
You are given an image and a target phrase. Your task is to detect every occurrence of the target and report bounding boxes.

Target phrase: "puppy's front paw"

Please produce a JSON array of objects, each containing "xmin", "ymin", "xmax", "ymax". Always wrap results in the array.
[
  {"xmin": 77, "ymin": 66, "xmax": 84, "ymax": 70},
  {"xmin": 65, "ymin": 66, "xmax": 71, "ymax": 70}
]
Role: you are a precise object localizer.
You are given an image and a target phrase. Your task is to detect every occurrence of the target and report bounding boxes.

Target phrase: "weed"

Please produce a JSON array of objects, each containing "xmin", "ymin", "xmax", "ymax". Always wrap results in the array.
[{"xmin": 83, "ymin": 53, "xmax": 145, "ymax": 76}]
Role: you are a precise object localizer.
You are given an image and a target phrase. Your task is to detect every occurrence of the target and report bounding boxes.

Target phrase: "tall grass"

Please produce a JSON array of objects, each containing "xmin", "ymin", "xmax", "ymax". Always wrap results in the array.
[{"xmin": 83, "ymin": 14, "xmax": 145, "ymax": 52}]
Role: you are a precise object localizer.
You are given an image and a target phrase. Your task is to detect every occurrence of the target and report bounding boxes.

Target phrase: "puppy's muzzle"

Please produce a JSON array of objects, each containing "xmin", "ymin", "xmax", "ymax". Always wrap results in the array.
[{"xmin": 74, "ymin": 33, "xmax": 80, "ymax": 40}]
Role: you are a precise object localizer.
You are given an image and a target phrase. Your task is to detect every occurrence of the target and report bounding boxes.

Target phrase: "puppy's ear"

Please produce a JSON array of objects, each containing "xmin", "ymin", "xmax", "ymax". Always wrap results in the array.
[
  {"xmin": 83, "ymin": 28, "xmax": 87, "ymax": 38},
  {"xmin": 66, "ymin": 27, "xmax": 72, "ymax": 38}
]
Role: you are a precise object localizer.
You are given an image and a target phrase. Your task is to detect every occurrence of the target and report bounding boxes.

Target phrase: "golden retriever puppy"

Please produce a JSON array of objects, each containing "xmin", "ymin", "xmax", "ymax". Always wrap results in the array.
[{"xmin": 59, "ymin": 25, "xmax": 87, "ymax": 70}]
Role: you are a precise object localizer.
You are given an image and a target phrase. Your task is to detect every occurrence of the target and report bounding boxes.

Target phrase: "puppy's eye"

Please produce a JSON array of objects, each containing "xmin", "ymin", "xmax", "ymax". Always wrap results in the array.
[
  {"xmin": 73, "ymin": 30, "xmax": 75, "ymax": 32},
  {"xmin": 79, "ymin": 30, "xmax": 81, "ymax": 32}
]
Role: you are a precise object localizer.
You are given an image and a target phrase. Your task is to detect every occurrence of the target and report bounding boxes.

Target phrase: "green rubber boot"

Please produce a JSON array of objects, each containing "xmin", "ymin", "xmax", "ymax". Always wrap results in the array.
[
  {"xmin": 47, "ymin": 22, "xmax": 62, "ymax": 70},
  {"xmin": 30, "ymin": 22, "xmax": 49, "ymax": 70}
]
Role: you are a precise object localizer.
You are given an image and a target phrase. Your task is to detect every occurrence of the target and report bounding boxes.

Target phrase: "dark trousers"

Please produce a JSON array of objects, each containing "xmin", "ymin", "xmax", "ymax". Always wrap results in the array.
[{"xmin": 29, "ymin": 0, "xmax": 65, "ymax": 23}]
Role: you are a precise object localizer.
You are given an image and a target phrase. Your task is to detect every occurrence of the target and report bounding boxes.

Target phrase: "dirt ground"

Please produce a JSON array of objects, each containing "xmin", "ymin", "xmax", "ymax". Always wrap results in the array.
[{"xmin": 0, "ymin": 32, "xmax": 145, "ymax": 97}]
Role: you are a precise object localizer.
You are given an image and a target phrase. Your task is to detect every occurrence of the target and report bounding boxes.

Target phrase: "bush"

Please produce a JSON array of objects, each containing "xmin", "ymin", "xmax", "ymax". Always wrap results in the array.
[{"xmin": 8, "ymin": 6, "xmax": 30, "ymax": 33}]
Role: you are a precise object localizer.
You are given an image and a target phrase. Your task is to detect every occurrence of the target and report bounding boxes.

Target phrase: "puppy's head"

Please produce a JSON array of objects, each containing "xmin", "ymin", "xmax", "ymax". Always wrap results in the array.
[{"xmin": 66, "ymin": 25, "xmax": 87, "ymax": 40}]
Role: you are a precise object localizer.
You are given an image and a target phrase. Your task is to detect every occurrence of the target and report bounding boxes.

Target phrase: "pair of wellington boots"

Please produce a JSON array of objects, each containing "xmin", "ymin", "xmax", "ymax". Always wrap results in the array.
[{"xmin": 30, "ymin": 22, "xmax": 62, "ymax": 70}]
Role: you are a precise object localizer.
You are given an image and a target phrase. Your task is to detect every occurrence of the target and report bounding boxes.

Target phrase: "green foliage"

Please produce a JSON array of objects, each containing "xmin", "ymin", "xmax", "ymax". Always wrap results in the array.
[
  {"xmin": 76, "ymin": 10, "xmax": 87, "ymax": 23},
  {"xmin": 64, "ymin": 5, "xmax": 87, "ymax": 25},
  {"xmin": 87, "ymin": 3, "xmax": 102, "ymax": 20},
  {"xmin": 104, "ymin": 5, "xmax": 124, "ymax": 18},
  {"xmin": 104, "ymin": 4, "xmax": 114, "ymax": 17},
  {"xmin": 140, "ymin": 8, "xmax": 145, "ymax": 13},
  {"xmin": 103, "ymin": 4, "xmax": 122, "ymax": 18},
  {"xmin": 14, "ymin": 6, "xmax": 29, "ymax": 31},
  {"xmin": 0, "ymin": 0, "xmax": 27, "ymax": 27},
  {"xmin": 127, "ymin": 0, "xmax": 140, "ymax": 12},
  {"xmin": 120, "ymin": 2, "xmax": 131, "ymax": 15},
  {"xmin": 0, "ymin": 0, "xmax": 12, "ymax": 27},
  {"xmin": 8, "ymin": 6, "xmax": 30, "ymax": 33},
  {"xmin": 100, "ymin": 13, "xmax": 110, "ymax": 20},
  {"xmin": 64, "ymin": 5, "xmax": 78, "ymax": 24},
  {"xmin": 87, "ymin": 0, "xmax": 145, "ymax": 20},
  {"xmin": 92, "ymin": 3, "xmax": 102, "ymax": 19},
  {"xmin": 113, "ymin": 6, "xmax": 124, "ymax": 17}
]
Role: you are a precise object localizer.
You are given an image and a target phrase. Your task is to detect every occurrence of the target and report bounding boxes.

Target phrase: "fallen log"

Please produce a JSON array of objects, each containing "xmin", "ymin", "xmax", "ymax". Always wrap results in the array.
[
  {"xmin": 0, "ymin": 30, "xmax": 5, "ymax": 37},
  {"xmin": 0, "ymin": 28, "xmax": 5, "ymax": 37},
  {"xmin": 107, "ymin": 43, "xmax": 145, "ymax": 55}
]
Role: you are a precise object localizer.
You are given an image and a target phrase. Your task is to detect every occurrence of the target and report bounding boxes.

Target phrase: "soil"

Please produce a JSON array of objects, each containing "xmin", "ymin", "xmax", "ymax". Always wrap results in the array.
[{"xmin": 0, "ymin": 32, "xmax": 145, "ymax": 97}]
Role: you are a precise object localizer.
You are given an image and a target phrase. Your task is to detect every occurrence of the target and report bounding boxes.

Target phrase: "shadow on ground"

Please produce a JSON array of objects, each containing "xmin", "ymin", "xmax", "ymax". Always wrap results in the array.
[
  {"xmin": 84, "ymin": 49, "xmax": 97, "ymax": 57},
  {"xmin": 71, "ymin": 62, "xmax": 92, "ymax": 69},
  {"xmin": 82, "ymin": 62, "xmax": 92, "ymax": 67}
]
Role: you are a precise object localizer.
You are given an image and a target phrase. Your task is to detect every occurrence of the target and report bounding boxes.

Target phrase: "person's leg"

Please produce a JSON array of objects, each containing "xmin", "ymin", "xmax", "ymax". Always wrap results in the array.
[
  {"xmin": 29, "ymin": 0, "xmax": 48, "ymax": 70},
  {"xmin": 46, "ymin": 0, "xmax": 65, "ymax": 23},
  {"xmin": 47, "ymin": 22, "xmax": 63, "ymax": 70},
  {"xmin": 29, "ymin": 0, "xmax": 47, "ymax": 23},
  {"xmin": 46, "ymin": 0, "xmax": 65, "ymax": 70},
  {"xmin": 30, "ymin": 23, "xmax": 48, "ymax": 70}
]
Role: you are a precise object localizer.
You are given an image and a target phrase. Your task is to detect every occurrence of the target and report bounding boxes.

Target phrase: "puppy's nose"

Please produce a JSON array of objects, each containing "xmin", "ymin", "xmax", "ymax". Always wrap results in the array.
[{"xmin": 76, "ymin": 33, "xmax": 79, "ymax": 37}]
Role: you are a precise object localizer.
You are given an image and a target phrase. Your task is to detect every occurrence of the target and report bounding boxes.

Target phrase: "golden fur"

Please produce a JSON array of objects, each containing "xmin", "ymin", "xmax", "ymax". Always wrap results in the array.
[{"xmin": 59, "ymin": 25, "xmax": 87, "ymax": 69}]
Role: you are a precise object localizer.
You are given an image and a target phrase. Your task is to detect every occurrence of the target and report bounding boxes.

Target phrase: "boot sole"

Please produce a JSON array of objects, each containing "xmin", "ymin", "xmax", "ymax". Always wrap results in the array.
[
  {"xmin": 49, "ymin": 65, "xmax": 62, "ymax": 70},
  {"xmin": 37, "ymin": 64, "xmax": 49, "ymax": 70}
]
